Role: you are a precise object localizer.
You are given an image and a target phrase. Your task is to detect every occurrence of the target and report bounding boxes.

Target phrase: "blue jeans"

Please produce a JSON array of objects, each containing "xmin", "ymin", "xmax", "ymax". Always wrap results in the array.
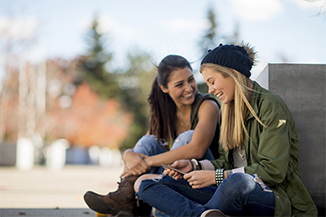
[
  {"xmin": 137, "ymin": 173, "xmax": 275, "ymax": 216},
  {"xmin": 133, "ymin": 130, "xmax": 214, "ymax": 174}
]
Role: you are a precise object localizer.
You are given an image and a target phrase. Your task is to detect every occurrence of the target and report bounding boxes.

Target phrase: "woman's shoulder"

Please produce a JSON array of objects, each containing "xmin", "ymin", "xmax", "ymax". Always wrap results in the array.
[
  {"xmin": 254, "ymin": 82, "xmax": 293, "ymax": 119},
  {"xmin": 254, "ymin": 82, "xmax": 286, "ymax": 107},
  {"xmin": 194, "ymin": 92, "xmax": 220, "ymax": 108},
  {"xmin": 190, "ymin": 92, "xmax": 220, "ymax": 126}
]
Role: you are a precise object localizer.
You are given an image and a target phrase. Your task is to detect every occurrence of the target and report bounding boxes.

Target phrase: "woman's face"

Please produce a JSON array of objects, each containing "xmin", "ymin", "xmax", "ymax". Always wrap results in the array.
[
  {"xmin": 201, "ymin": 67, "xmax": 235, "ymax": 104},
  {"xmin": 160, "ymin": 67, "xmax": 196, "ymax": 108}
]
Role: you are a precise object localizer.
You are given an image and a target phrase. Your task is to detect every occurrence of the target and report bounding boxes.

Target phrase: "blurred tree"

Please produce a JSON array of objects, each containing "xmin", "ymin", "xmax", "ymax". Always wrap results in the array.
[
  {"xmin": 79, "ymin": 14, "xmax": 120, "ymax": 99},
  {"xmin": 197, "ymin": 6, "xmax": 241, "ymax": 94},
  {"xmin": 0, "ymin": 15, "xmax": 40, "ymax": 143},
  {"xmin": 0, "ymin": 55, "xmax": 134, "ymax": 149},
  {"xmin": 46, "ymin": 82, "xmax": 133, "ymax": 148},
  {"xmin": 223, "ymin": 21, "xmax": 241, "ymax": 45},
  {"xmin": 78, "ymin": 15, "xmax": 158, "ymax": 150},
  {"xmin": 198, "ymin": 5, "xmax": 218, "ymax": 56},
  {"xmin": 198, "ymin": 5, "xmax": 241, "ymax": 55},
  {"xmin": 303, "ymin": 0, "xmax": 326, "ymax": 18},
  {"xmin": 0, "ymin": 60, "xmax": 19, "ymax": 142},
  {"xmin": 117, "ymin": 49, "xmax": 156, "ymax": 149}
]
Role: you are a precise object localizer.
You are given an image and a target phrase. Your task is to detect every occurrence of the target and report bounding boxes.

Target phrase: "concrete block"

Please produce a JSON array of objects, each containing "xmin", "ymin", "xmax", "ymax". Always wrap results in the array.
[
  {"xmin": 256, "ymin": 63, "xmax": 326, "ymax": 215},
  {"xmin": 0, "ymin": 143, "xmax": 16, "ymax": 166}
]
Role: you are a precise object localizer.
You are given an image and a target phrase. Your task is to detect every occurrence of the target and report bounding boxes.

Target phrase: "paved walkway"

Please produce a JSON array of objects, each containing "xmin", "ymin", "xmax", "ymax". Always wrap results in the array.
[
  {"xmin": 0, "ymin": 165, "xmax": 124, "ymax": 216},
  {"xmin": 0, "ymin": 208, "xmax": 97, "ymax": 217}
]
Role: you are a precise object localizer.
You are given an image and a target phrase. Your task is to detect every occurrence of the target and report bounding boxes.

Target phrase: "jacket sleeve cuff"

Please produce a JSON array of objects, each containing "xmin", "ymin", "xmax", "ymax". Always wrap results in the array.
[
  {"xmin": 199, "ymin": 159, "xmax": 215, "ymax": 170},
  {"xmin": 232, "ymin": 167, "xmax": 245, "ymax": 173},
  {"xmin": 226, "ymin": 167, "xmax": 245, "ymax": 178}
]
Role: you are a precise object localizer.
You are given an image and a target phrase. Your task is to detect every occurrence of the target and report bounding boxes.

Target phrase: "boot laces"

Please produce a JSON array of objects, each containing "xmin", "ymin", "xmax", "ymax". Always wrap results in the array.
[{"xmin": 110, "ymin": 179, "xmax": 128, "ymax": 195}]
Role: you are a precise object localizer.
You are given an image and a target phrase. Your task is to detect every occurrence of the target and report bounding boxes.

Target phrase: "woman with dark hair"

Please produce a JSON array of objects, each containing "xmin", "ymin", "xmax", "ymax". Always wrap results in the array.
[
  {"xmin": 83, "ymin": 54, "xmax": 220, "ymax": 216},
  {"xmin": 135, "ymin": 44, "xmax": 317, "ymax": 217}
]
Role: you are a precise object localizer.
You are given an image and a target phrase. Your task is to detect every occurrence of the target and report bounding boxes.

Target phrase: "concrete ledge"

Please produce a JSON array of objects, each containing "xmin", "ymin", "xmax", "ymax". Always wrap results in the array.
[{"xmin": 256, "ymin": 63, "xmax": 326, "ymax": 216}]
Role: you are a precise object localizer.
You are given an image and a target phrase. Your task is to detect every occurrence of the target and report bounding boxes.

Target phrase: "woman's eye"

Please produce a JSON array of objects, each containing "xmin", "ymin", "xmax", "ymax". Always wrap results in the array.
[{"xmin": 175, "ymin": 83, "xmax": 183, "ymax": 87}]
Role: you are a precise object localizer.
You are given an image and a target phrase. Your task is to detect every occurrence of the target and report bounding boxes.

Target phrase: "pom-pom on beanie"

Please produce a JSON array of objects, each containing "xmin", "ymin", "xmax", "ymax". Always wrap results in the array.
[{"xmin": 201, "ymin": 43, "xmax": 253, "ymax": 77}]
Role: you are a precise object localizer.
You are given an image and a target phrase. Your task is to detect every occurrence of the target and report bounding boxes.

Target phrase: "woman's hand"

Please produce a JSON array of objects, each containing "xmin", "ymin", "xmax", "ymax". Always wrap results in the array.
[
  {"xmin": 184, "ymin": 170, "xmax": 216, "ymax": 189},
  {"xmin": 121, "ymin": 150, "xmax": 150, "ymax": 177},
  {"xmin": 163, "ymin": 160, "xmax": 193, "ymax": 180}
]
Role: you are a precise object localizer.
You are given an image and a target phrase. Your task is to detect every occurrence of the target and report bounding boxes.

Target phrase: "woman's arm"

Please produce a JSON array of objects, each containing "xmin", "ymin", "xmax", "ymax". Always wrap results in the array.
[
  {"xmin": 145, "ymin": 100, "xmax": 220, "ymax": 167},
  {"xmin": 120, "ymin": 130, "xmax": 154, "ymax": 177}
]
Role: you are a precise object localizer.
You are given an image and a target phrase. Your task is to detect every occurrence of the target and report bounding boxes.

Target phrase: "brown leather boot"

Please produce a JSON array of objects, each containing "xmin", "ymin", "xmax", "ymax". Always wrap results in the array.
[
  {"xmin": 84, "ymin": 175, "xmax": 138, "ymax": 216},
  {"xmin": 134, "ymin": 195, "xmax": 153, "ymax": 217}
]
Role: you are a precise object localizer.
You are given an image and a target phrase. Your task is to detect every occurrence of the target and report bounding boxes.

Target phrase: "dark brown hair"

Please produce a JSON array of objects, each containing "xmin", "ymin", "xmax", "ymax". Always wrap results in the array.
[{"xmin": 147, "ymin": 55, "xmax": 192, "ymax": 148}]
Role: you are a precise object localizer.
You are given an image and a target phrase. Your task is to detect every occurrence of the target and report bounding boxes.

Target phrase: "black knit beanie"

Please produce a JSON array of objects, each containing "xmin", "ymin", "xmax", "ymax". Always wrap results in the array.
[{"xmin": 201, "ymin": 43, "xmax": 253, "ymax": 77}]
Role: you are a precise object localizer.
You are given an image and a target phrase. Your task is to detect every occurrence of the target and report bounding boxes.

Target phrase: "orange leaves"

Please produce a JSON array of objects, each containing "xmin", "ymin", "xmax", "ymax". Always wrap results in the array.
[{"xmin": 48, "ymin": 83, "xmax": 133, "ymax": 148}]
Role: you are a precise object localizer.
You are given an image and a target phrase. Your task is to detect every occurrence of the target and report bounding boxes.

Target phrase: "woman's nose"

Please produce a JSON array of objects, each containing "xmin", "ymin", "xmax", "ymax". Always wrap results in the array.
[
  {"xmin": 208, "ymin": 86, "xmax": 214, "ymax": 94},
  {"xmin": 185, "ymin": 83, "xmax": 193, "ymax": 92}
]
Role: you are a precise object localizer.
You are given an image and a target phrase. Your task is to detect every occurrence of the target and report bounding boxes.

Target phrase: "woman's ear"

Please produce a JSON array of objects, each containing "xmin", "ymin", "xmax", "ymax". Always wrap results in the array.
[
  {"xmin": 232, "ymin": 69, "xmax": 239, "ymax": 77},
  {"xmin": 159, "ymin": 84, "xmax": 168, "ymax": 93}
]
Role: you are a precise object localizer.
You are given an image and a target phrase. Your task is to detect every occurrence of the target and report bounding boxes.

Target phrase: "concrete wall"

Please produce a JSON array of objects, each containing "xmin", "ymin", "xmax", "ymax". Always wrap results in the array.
[
  {"xmin": 0, "ymin": 143, "xmax": 16, "ymax": 166},
  {"xmin": 256, "ymin": 63, "xmax": 325, "ymax": 215}
]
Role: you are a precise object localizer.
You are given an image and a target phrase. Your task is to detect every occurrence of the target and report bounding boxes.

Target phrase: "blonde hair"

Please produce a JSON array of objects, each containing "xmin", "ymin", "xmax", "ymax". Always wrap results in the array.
[{"xmin": 200, "ymin": 44, "xmax": 266, "ymax": 151}]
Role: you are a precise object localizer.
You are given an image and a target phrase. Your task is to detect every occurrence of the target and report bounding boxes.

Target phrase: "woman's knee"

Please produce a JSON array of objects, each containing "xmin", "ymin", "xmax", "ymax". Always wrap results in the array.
[
  {"xmin": 134, "ymin": 174, "xmax": 162, "ymax": 193},
  {"xmin": 171, "ymin": 130, "xmax": 193, "ymax": 150},
  {"xmin": 134, "ymin": 135, "xmax": 166, "ymax": 156},
  {"xmin": 219, "ymin": 173, "xmax": 255, "ymax": 196},
  {"xmin": 135, "ymin": 135, "xmax": 156, "ymax": 150},
  {"xmin": 216, "ymin": 173, "xmax": 274, "ymax": 216}
]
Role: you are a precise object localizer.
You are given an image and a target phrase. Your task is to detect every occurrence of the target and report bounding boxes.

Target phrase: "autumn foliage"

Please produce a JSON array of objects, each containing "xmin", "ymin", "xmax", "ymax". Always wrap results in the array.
[
  {"xmin": 47, "ymin": 83, "xmax": 133, "ymax": 148},
  {"xmin": 0, "ymin": 58, "xmax": 134, "ymax": 149}
]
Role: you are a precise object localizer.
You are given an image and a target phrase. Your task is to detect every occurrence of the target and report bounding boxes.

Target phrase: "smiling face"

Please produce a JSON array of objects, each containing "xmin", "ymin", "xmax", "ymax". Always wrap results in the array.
[
  {"xmin": 160, "ymin": 67, "xmax": 196, "ymax": 108},
  {"xmin": 201, "ymin": 67, "xmax": 235, "ymax": 104}
]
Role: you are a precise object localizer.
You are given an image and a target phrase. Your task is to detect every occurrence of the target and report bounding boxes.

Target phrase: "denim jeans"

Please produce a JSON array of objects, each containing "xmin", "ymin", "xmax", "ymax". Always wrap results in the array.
[
  {"xmin": 137, "ymin": 173, "xmax": 275, "ymax": 217},
  {"xmin": 133, "ymin": 130, "xmax": 214, "ymax": 174}
]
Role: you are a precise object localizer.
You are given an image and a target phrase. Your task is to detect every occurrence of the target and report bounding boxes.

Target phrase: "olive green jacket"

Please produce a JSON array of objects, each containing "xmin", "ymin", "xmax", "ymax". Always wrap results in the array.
[{"xmin": 211, "ymin": 82, "xmax": 317, "ymax": 217}]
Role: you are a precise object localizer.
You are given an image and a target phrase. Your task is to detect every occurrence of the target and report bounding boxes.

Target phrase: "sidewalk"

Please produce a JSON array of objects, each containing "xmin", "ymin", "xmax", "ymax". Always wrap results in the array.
[
  {"xmin": 0, "ymin": 165, "xmax": 124, "ymax": 216},
  {"xmin": 0, "ymin": 208, "xmax": 96, "ymax": 217}
]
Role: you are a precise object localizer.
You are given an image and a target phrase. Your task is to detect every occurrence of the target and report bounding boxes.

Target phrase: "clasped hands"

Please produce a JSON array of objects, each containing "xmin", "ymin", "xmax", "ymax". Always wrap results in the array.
[{"xmin": 120, "ymin": 150, "xmax": 150, "ymax": 178}]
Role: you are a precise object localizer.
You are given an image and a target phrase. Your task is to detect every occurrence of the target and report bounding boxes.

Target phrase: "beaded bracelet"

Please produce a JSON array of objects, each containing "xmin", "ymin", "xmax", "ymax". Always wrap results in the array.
[
  {"xmin": 188, "ymin": 159, "xmax": 194, "ymax": 171},
  {"xmin": 191, "ymin": 159, "xmax": 199, "ymax": 170},
  {"xmin": 197, "ymin": 160, "xmax": 202, "ymax": 170},
  {"xmin": 215, "ymin": 169, "xmax": 224, "ymax": 186}
]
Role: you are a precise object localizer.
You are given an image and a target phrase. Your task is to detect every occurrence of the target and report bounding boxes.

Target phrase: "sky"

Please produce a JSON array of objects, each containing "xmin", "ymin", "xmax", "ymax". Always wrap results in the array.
[{"xmin": 0, "ymin": 0, "xmax": 325, "ymax": 81}]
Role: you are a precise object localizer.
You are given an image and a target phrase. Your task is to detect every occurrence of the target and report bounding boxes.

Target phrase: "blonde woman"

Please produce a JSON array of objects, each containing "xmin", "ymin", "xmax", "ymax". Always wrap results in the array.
[{"xmin": 135, "ymin": 43, "xmax": 317, "ymax": 216}]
